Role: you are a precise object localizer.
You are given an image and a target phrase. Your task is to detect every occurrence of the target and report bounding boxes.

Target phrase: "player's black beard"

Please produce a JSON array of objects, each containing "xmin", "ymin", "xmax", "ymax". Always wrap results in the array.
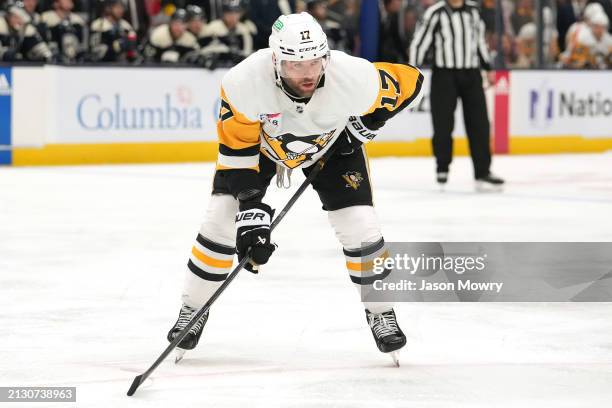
[{"xmin": 279, "ymin": 74, "xmax": 326, "ymax": 102}]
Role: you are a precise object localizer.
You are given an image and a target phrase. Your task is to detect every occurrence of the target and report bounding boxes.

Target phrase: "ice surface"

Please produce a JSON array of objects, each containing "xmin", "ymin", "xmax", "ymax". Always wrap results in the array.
[{"xmin": 1, "ymin": 154, "xmax": 612, "ymax": 407}]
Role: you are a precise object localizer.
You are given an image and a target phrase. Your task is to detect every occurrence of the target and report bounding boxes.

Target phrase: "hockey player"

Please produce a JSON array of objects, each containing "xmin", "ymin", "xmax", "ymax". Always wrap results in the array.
[
  {"xmin": 562, "ymin": 11, "xmax": 612, "ymax": 68},
  {"xmin": 197, "ymin": 0, "xmax": 254, "ymax": 66},
  {"xmin": 167, "ymin": 12, "xmax": 424, "ymax": 364},
  {"xmin": 185, "ymin": 4, "xmax": 207, "ymax": 46},
  {"xmin": 89, "ymin": 0, "xmax": 137, "ymax": 62},
  {"xmin": 22, "ymin": 0, "xmax": 46, "ymax": 39},
  {"xmin": 564, "ymin": 2, "xmax": 606, "ymax": 52},
  {"xmin": 0, "ymin": 1, "xmax": 53, "ymax": 62},
  {"xmin": 143, "ymin": 9, "xmax": 199, "ymax": 63},
  {"xmin": 306, "ymin": 0, "xmax": 350, "ymax": 53},
  {"xmin": 41, "ymin": 0, "xmax": 86, "ymax": 63}
]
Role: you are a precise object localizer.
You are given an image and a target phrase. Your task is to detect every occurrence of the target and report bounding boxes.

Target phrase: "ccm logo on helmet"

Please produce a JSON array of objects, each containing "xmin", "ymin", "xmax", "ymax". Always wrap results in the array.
[{"xmin": 298, "ymin": 46, "xmax": 318, "ymax": 52}]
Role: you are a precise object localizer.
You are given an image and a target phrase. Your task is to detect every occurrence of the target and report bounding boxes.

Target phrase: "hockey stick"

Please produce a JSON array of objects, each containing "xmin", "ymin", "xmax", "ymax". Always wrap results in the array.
[{"xmin": 127, "ymin": 146, "xmax": 338, "ymax": 396}]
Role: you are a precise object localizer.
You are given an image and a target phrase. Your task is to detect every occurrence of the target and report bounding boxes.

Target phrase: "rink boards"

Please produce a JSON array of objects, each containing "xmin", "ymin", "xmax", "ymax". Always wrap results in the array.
[{"xmin": 1, "ymin": 66, "xmax": 611, "ymax": 165}]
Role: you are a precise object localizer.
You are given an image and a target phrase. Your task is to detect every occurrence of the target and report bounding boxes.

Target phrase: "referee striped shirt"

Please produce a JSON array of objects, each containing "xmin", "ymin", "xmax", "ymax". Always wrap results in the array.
[{"xmin": 408, "ymin": 0, "xmax": 491, "ymax": 69}]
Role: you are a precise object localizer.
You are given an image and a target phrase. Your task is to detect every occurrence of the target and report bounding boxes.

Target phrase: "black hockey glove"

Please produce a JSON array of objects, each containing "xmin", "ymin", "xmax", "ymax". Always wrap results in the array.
[
  {"xmin": 338, "ymin": 115, "xmax": 383, "ymax": 156},
  {"xmin": 235, "ymin": 201, "xmax": 276, "ymax": 273}
]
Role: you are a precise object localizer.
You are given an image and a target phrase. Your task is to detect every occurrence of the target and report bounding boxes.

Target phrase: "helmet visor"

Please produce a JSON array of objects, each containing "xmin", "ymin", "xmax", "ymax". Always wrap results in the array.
[{"xmin": 279, "ymin": 55, "xmax": 329, "ymax": 79}]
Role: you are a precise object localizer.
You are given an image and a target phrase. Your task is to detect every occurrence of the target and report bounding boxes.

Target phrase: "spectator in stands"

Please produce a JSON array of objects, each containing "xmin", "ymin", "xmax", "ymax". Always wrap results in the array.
[
  {"xmin": 315, "ymin": 0, "xmax": 358, "ymax": 53},
  {"xmin": 403, "ymin": 5, "xmax": 418, "ymax": 50},
  {"xmin": 248, "ymin": 0, "xmax": 295, "ymax": 50},
  {"xmin": 305, "ymin": 0, "xmax": 349, "ymax": 52},
  {"xmin": 90, "ymin": 0, "xmax": 138, "ymax": 62},
  {"xmin": 42, "ymin": 0, "xmax": 86, "ymax": 63},
  {"xmin": 144, "ymin": 8, "xmax": 200, "ymax": 62},
  {"xmin": 326, "ymin": 0, "xmax": 348, "ymax": 23},
  {"xmin": 0, "ymin": 1, "xmax": 53, "ymax": 61},
  {"xmin": 514, "ymin": 22, "xmax": 537, "ymax": 67},
  {"xmin": 557, "ymin": 0, "xmax": 578, "ymax": 50},
  {"xmin": 511, "ymin": 0, "xmax": 534, "ymax": 35},
  {"xmin": 485, "ymin": 32, "xmax": 517, "ymax": 68},
  {"xmin": 543, "ymin": 6, "xmax": 560, "ymax": 64},
  {"xmin": 378, "ymin": 0, "xmax": 405, "ymax": 63},
  {"xmin": 185, "ymin": 3, "xmax": 207, "ymax": 45},
  {"xmin": 512, "ymin": 6, "xmax": 558, "ymax": 68},
  {"xmin": 198, "ymin": 0, "xmax": 253, "ymax": 66},
  {"xmin": 481, "ymin": 0, "xmax": 496, "ymax": 32}
]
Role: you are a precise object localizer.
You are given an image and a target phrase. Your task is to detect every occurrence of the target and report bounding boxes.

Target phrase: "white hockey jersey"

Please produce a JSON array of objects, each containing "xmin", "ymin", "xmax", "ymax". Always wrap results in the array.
[{"xmin": 216, "ymin": 49, "xmax": 424, "ymax": 171}]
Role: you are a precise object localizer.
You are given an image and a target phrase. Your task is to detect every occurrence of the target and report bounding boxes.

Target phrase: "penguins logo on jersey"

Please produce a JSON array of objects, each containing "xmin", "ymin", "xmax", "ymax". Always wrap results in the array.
[
  {"xmin": 262, "ymin": 130, "xmax": 335, "ymax": 169},
  {"xmin": 342, "ymin": 171, "xmax": 364, "ymax": 190}
]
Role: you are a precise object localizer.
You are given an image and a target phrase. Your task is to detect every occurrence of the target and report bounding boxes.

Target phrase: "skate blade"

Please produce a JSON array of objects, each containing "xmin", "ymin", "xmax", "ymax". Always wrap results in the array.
[
  {"xmin": 475, "ymin": 182, "xmax": 504, "ymax": 193},
  {"xmin": 175, "ymin": 348, "xmax": 187, "ymax": 364},
  {"xmin": 390, "ymin": 351, "xmax": 400, "ymax": 367}
]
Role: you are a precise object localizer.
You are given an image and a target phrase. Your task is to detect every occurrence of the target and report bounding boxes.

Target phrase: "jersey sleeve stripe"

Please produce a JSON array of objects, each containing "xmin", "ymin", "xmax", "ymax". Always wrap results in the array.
[
  {"xmin": 219, "ymin": 143, "xmax": 260, "ymax": 157},
  {"xmin": 215, "ymin": 164, "xmax": 260, "ymax": 172},
  {"xmin": 217, "ymin": 152, "xmax": 260, "ymax": 169}
]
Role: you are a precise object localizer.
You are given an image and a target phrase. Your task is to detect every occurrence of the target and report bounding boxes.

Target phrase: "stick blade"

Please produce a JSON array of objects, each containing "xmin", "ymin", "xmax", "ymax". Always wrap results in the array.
[{"xmin": 127, "ymin": 374, "xmax": 145, "ymax": 396}]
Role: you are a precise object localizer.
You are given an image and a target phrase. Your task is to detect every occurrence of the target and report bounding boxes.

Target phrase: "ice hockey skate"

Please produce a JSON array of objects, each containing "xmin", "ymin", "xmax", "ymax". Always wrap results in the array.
[
  {"xmin": 366, "ymin": 308, "xmax": 406, "ymax": 367},
  {"xmin": 475, "ymin": 173, "xmax": 505, "ymax": 192},
  {"xmin": 436, "ymin": 171, "xmax": 448, "ymax": 191},
  {"xmin": 167, "ymin": 303, "xmax": 210, "ymax": 363}
]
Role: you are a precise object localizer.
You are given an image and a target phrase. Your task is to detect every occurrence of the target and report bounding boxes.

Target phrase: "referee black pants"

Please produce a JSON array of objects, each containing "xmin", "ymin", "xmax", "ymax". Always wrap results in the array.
[{"xmin": 430, "ymin": 68, "xmax": 491, "ymax": 178}]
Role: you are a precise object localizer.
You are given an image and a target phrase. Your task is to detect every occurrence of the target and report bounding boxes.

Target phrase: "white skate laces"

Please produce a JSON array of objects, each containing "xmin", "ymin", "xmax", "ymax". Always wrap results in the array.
[
  {"xmin": 177, "ymin": 305, "xmax": 207, "ymax": 336},
  {"xmin": 368, "ymin": 310, "xmax": 400, "ymax": 338}
]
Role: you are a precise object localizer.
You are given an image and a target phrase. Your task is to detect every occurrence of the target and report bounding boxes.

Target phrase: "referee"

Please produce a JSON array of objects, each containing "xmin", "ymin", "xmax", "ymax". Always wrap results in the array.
[{"xmin": 409, "ymin": 0, "xmax": 504, "ymax": 190}]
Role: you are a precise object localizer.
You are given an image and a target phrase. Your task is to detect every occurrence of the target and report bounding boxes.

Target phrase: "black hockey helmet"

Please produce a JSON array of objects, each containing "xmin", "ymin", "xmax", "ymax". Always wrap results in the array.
[
  {"xmin": 171, "ymin": 8, "xmax": 188, "ymax": 22},
  {"xmin": 186, "ymin": 5, "xmax": 204, "ymax": 22},
  {"xmin": 222, "ymin": 0, "xmax": 242, "ymax": 12}
]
